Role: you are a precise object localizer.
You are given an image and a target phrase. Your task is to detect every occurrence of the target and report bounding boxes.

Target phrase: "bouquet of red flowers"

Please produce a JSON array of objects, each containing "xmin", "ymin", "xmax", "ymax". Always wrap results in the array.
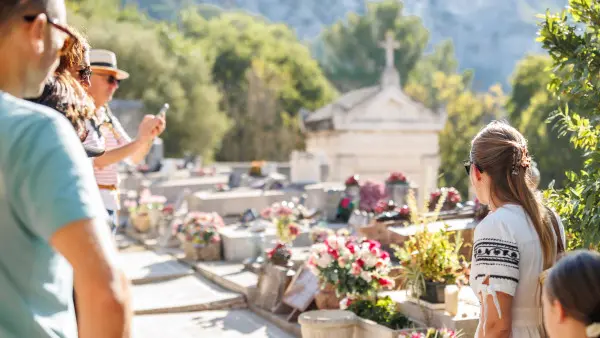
[
  {"xmin": 267, "ymin": 242, "xmax": 292, "ymax": 266},
  {"xmin": 345, "ymin": 174, "xmax": 360, "ymax": 186},
  {"xmin": 429, "ymin": 187, "xmax": 462, "ymax": 211},
  {"xmin": 386, "ymin": 172, "xmax": 408, "ymax": 185}
]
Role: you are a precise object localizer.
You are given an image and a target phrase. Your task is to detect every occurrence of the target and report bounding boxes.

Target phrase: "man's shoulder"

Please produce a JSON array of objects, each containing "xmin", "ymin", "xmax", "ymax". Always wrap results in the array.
[{"xmin": 0, "ymin": 92, "xmax": 70, "ymax": 133}]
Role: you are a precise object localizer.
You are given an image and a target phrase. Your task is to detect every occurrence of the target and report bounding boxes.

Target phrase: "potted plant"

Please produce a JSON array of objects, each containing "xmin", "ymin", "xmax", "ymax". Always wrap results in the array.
[
  {"xmin": 178, "ymin": 212, "xmax": 224, "ymax": 261},
  {"xmin": 266, "ymin": 242, "xmax": 292, "ymax": 267},
  {"xmin": 307, "ymin": 235, "xmax": 395, "ymax": 309},
  {"xmin": 429, "ymin": 187, "xmax": 462, "ymax": 212},
  {"xmin": 127, "ymin": 190, "xmax": 167, "ymax": 234},
  {"xmin": 359, "ymin": 180, "xmax": 387, "ymax": 212},
  {"xmin": 393, "ymin": 190, "xmax": 465, "ymax": 304},
  {"xmin": 343, "ymin": 296, "xmax": 415, "ymax": 338},
  {"xmin": 249, "ymin": 160, "xmax": 265, "ymax": 177}
]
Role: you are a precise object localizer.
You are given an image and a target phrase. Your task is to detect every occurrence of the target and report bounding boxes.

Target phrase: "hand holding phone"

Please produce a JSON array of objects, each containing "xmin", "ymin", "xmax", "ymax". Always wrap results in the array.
[{"xmin": 158, "ymin": 103, "xmax": 169, "ymax": 117}]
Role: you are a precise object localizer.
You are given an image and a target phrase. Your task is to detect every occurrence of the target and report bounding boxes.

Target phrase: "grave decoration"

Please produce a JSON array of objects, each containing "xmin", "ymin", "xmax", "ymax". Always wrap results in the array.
[
  {"xmin": 393, "ymin": 190, "xmax": 468, "ymax": 304},
  {"xmin": 125, "ymin": 189, "xmax": 167, "ymax": 234},
  {"xmin": 307, "ymin": 235, "xmax": 394, "ymax": 310},
  {"xmin": 359, "ymin": 180, "xmax": 387, "ymax": 213},
  {"xmin": 386, "ymin": 171, "xmax": 411, "ymax": 206},
  {"xmin": 345, "ymin": 174, "xmax": 360, "ymax": 188},
  {"xmin": 310, "ymin": 226, "xmax": 334, "ymax": 244},
  {"xmin": 249, "ymin": 160, "xmax": 265, "ymax": 177},
  {"xmin": 428, "ymin": 187, "xmax": 462, "ymax": 212},
  {"xmin": 397, "ymin": 328, "xmax": 461, "ymax": 338},
  {"xmin": 260, "ymin": 202, "xmax": 300, "ymax": 268},
  {"xmin": 266, "ymin": 242, "xmax": 292, "ymax": 267},
  {"xmin": 177, "ymin": 212, "xmax": 224, "ymax": 261},
  {"xmin": 374, "ymin": 200, "xmax": 411, "ymax": 223},
  {"xmin": 343, "ymin": 296, "xmax": 411, "ymax": 330},
  {"xmin": 337, "ymin": 196, "xmax": 357, "ymax": 223}
]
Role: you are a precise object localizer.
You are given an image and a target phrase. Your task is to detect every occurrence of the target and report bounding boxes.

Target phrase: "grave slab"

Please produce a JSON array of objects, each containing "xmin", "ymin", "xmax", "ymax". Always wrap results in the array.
[
  {"xmin": 133, "ymin": 310, "xmax": 295, "ymax": 338},
  {"xmin": 151, "ymin": 175, "xmax": 229, "ymax": 202},
  {"xmin": 196, "ymin": 261, "xmax": 259, "ymax": 297},
  {"xmin": 132, "ymin": 274, "xmax": 245, "ymax": 314},
  {"xmin": 119, "ymin": 250, "xmax": 193, "ymax": 284}
]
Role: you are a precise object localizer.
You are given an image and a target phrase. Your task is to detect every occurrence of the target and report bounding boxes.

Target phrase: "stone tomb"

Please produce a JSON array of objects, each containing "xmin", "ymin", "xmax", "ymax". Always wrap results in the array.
[
  {"xmin": 132, "ymin": 310, "xmax": 294, "ymax": 338},
  {"xmin": 150, "ymin": 175, "xmax": 229, "ymax": 202},
  {"xmin": 219, "ymin": 224, "xmax": 311, "ymax": 262}
]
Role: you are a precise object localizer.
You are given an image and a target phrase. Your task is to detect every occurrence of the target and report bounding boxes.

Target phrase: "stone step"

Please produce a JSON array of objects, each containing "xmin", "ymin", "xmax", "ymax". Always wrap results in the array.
[
  {"xmin": 118, "ymin": 250, "xmax": 193, "ymax": 285},
  {"xmin": 195, "ymin": 262, "xmax": 259, "ymax": 297},
  {"xmin": 133, "ymin": 310, "xmax": 295, "ymax": 338},
  {"xmin": 132, "ymin": 274, "xmax": 246, "ymax": 315}
]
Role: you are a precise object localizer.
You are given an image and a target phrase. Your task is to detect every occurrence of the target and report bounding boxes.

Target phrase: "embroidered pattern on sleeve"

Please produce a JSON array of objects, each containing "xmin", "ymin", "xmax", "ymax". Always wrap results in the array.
[{"xmin": 473, "ymin": 238, "xmax": 519, "ymax": 283}]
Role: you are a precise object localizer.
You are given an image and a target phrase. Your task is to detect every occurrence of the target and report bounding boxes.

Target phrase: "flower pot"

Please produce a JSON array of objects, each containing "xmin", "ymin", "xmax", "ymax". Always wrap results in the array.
[
  {"xmin": 131, "ymin": 213, "xmax": 151, "ymax": 233},
  {"xmin": 315, "ymin": 283, "xmax": 342, "ymax": 310},
  {"xmin": 299, "ymin": 310, "xmax": 357, "ymax": 338},
  {"xmin": 420, "ymin": 281, "xmax": 446, "ymax": 304},
  {"xmin": 183, "ymin": 241, "xmax": 221, "ymax": 261}
]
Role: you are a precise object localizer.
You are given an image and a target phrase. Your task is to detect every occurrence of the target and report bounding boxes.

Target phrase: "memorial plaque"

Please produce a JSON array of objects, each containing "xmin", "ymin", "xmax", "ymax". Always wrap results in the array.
[{"xmin": 282, "ymin": 265, "xmax": 320, "ymax": 312}]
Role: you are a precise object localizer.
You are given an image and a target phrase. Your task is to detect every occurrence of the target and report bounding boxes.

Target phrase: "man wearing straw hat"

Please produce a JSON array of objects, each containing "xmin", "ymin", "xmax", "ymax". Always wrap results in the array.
[
  {"xmin": 85, "ymin": 49, "xmax": 166, "ymax": 231},
  {"xmin": 0, "ymin": 1, "xmax": 131, "ymax": 337}
]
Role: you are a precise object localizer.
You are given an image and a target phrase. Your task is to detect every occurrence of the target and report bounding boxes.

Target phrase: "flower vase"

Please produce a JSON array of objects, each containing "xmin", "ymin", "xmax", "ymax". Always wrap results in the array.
[
  {"xmin": 131, "ymin": 212, "xmax": 151, "ymax": 233},
  {"xmin": 420, "ymin": 280, "xmax": 447, "ymax": 304},
  {"xmin": 183, "ymin": 241, "xmax": 221, "ymax": 261},
  {"xmin": 386, "ymin": 182, "xmax": 409, "ymax": 206},
  {"xmin": 315, "ymin": 283, "xmax": 342, "ymax": 310}
]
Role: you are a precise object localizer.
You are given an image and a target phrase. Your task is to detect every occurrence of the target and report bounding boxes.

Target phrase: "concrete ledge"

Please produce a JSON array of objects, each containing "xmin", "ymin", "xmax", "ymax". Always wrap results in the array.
[{"xmin": 249, "ymin": 304, "xmax": 302, "ymax": 338}]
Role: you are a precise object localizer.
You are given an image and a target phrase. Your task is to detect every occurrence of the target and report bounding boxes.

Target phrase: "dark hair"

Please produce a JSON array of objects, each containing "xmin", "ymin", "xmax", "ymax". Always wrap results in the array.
[
  {"xmin": 28, "ymin": 73, "xmax": 94, "ymax": 141},
  {"xmin": 0, "ymin": 1, "xmax": 50, "ymax": 30},
  {"xmin": 471, "ymin": 120, "xmax": 556, "ymax": 268},
  {"xmin": 545, "ymin": 250, "xmax": 600, "ymax": 327}
]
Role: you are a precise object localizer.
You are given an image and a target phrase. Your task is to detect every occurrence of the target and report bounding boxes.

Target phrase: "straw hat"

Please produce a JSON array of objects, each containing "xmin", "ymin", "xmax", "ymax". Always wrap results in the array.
[{"xmin": 89, "ymin": 49, "xmax": 130, "ymax": 80}]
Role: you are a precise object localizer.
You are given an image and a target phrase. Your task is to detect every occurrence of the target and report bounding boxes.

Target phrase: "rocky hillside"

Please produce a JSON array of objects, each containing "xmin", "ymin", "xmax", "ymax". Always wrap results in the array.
[{"xmin": 133, "ymin": 0, "xmax": 566, "ymax": 90}]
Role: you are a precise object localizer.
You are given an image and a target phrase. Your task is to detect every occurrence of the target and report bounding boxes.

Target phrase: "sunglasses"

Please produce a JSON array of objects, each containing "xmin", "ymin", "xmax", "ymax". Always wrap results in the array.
[
  {"xmin": 78, "ymin": 66, "xmax": 92, "ymax": 82},
  {"xmin": 23, "ymin": 14, "xmax": 76, "ymax": 56},
  {"xmin": 104, "ymin": 75, "xmax": 121, "ymax": 86},
  {"xmin": 464, "ymin": 160, "xmax": 484, "ymax": 176}
]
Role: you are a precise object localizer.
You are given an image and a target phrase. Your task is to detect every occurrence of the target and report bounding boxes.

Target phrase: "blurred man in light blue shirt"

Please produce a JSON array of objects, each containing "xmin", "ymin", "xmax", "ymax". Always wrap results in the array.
[{"xmin": 0, "ymin": 1, "xmax": 131, "ymax": 337}]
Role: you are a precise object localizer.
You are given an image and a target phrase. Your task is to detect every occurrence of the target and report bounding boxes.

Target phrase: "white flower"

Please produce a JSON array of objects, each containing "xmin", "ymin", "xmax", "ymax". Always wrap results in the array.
[
  {"xmin": 326, "ymin": 235, "xmax": 339, "ymax": 250},
  {"xmin": 364, "ymin": 255, "xmax": 378, "ymax": 268},
  {"xmin": 316, "ymin": 254, "xmax": 333, "ymax": 268},
  {"xmin": 311, "ymin": 243, "xmax": 328, "ymax": 255},
  {"xmin": 339, "ymin": 297, "xmax": 351, "ymax": 310},
  {"xmin": 336, "ymin": 236, "xmax": 346, "ymax": 249},
  {"xmin": 360, "ymin": 270, "xmax": 372, "ymax": 282}
]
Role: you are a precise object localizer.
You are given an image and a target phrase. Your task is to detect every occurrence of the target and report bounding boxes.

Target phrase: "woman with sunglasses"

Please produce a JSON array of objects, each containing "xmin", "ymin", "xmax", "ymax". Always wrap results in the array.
[
  {"xmin": 55, "ymin": 24, "xmax": 92, "ymax": 88},
  {"xmin": 467, "ymin": 121, "xmax": 565, "ymax": 338},
  {"xmin": 542, "ymin": 250, "xmax": 600, "ymax": 338}
]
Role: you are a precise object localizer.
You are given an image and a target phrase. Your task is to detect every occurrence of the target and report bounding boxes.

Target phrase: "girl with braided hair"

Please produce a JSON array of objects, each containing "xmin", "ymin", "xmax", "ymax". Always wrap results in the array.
[{"xmin": 466, "ymin": 120, "xmax": 566, "ymax": 338}]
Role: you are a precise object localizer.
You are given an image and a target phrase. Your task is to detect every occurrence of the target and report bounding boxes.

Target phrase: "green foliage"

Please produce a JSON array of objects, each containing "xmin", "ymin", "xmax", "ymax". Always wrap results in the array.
[
  {"xmin": 67, "ymin": 2, "xmax": 230, "ymax": 159},
  {"xmin": 393, "ymin": 190, "xmax": 465, "ymax": 296},
  {"xmin": 537, "ymin": 0, "xmax": 600, "ymax": 249},
  {"xmin": 506, "ymin": 54, "xmax": 583, "ymax": 188},
  {"xmin": 316, "ymin": 0, "xmax": 430, "ymax": 92},
  {"xmin": 179, "ymin": 9, "xmax": 336, "ymax": 160},
  {"xmin": 346, "ymin": 296, "xmax": 411, "ymax": 330},
  {"xmin": 405, "ymin": 73, "xmax": 505, "ymax": 197}
]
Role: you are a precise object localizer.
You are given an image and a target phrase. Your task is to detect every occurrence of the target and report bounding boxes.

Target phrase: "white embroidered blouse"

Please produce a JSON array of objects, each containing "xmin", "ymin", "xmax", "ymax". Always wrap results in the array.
[{"xmin": 470, "ymin": 204, "xmax": 565, "ymax": 338}]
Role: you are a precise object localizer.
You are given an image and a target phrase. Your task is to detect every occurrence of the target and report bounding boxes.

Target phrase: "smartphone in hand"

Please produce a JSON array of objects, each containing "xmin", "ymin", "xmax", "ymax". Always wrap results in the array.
[{"xmin": 157, "ymin": 103, "xmax": 169, "ymax": 117}]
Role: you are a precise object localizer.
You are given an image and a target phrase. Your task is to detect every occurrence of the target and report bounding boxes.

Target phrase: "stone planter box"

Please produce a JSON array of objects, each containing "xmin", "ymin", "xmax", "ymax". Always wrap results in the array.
[
  {"xmin": 357, "ymin": 317, "xmax": 423, "ymax": 338},
  {"xmin": 299, "ymin": 310, "xmax": 356, "ymax": 338},
  {"xmin": 182, "ymin": 241, "xmax": 221, "ymax": 261}
]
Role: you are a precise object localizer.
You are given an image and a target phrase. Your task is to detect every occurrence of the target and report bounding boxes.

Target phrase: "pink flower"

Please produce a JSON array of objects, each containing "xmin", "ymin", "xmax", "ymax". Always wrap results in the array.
[
  {"xmin": 289, "ymin": 223, "xmax": 300, "ymax": 236},
  {"xmin": 328, "ymin": 248, "xmax": 339, "ymax": 260},
  {"xmin": 345, "ymin": 242, "xmax": 356, "ymax": 254},
  {"xmin": 339, "ymin": 297, "xmax": 353, "ymax": 310},
  {"xmin": 364, "ymin": 239, "xmax": 381, "ymax": 251},
  {"xmin": 351, "ymin": 262, "xmax": 362, "ymax": 276},
  {"xmin": 380, "ymin": 251, "xmax": 390, "ymax": 260},
  {"xmin": 337, "ymin": 256, "xmax": 348, "ymax": 268},
  {"xmin": 340, "ymin": 197, "xmax": 351, "ymax": 209},
  {"xmin": 377, "ymin": 277, "xmax": 394, "ymax": 289},
  {"xmin": 355, "ymin": 258, "xmax": 365, "ymax": 268}
]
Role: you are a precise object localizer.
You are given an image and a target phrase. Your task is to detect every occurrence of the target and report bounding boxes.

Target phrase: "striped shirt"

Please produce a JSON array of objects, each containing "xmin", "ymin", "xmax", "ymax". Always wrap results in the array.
[{"xmin": 83, "ymin": 106, "xmax": 131, "ymax": 211}]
